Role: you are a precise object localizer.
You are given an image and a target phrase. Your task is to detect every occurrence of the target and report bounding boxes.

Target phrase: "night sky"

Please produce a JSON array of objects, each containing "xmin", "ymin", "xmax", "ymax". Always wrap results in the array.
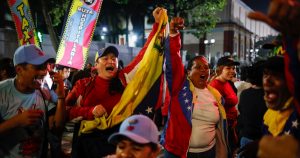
[{"xmin": 242, "ymin": 0, "xmax": 270, "ymax": 13}]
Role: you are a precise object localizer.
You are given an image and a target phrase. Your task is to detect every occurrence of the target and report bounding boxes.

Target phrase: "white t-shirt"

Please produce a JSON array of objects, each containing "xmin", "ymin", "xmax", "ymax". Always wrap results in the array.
[
  {"xmin": 189, "ymin": 87, "xmax": 220, "ymax": 153},
  {"xmin": 0, "ymin": 78, "xmax": 55, "ymax": 158}
]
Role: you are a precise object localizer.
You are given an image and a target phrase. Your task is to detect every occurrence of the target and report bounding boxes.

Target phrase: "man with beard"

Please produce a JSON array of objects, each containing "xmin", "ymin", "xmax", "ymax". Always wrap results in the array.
[{"xmin": 0, "ymin": 44, "xmax": 65, "ymax": 158}]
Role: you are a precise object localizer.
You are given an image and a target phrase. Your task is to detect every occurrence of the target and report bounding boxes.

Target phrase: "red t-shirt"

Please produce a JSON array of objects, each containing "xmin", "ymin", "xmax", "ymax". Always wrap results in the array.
[
  {"xmin": 209, "ymin": 79, "xmax": 238, "ymax": 120},
  {"xmin": 68, "ymin": 76, "xmax": 122, "ymax": 120}
]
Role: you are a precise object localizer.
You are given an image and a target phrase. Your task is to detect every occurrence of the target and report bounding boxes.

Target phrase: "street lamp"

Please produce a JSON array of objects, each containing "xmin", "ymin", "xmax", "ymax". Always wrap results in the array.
[{"xmin": 204, "ymin": 39, "xmax": 215, "ymax": 63}]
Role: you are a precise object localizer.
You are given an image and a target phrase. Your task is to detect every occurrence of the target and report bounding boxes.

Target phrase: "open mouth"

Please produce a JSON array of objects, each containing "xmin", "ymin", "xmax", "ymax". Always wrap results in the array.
[
  {"xmin": 200, "ymin": 75, "xmax": 206, "ymax": 80},
  {"xmin": 105, "ymin": 66, "xmax": 114, "ymax": 71},
  {"xmin": 264, "ymin": 89, "xmax": 278, "ymax": 103}
]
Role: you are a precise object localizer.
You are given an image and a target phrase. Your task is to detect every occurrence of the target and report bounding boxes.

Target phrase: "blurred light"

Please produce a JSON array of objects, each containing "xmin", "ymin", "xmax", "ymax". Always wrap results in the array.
[
  {"xmin": 224, "ymin": 52, "xmax": 231, "ymax": 56},
  {"xmin": 204, "ymin": 40, "xmax": 208, "ymax": 44},
  {"xmin": 204, "ymin": 39, "xmax": 215, "ymax": 44},
  {"xmin": 129, "ymin": 32, "xmax": 137, "ymax": 47},
  {"xmin": 37, "ymin": 32, "xmax": 43, "ymax": 42},
  {"xmin": 102, "ymin": 27, "xmax": 107, "ymax": 32},
  {"xmin": 101, "ymin": 35, "xmax": 105, "ymax": 40}
]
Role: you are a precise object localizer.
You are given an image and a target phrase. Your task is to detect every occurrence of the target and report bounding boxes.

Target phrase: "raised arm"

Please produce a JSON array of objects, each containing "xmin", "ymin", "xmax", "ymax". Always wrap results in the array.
[
  {"xmin": 248, "ymin": 0, "xmax": 300, "ymax": 109},
  {"xmin": 119, "ymin": 7, "xmax": 166, "ymax": 85},
  {"xmin": 166, "ymin": 17, "xmax": 185, "ymax": 95},
  {"xmin": 48, "ymin": 71, "xmax": 66, "ymax": 130}
]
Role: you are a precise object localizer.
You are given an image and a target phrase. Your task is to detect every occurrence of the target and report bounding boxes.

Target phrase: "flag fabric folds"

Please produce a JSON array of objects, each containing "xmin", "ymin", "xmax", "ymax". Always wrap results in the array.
[
  {"xmin": 7, "ymin": 0, "xmax": 40, "ymax": 46},
  {"xmin": 284, "ymin": 36, "xmax": 300, "ymax": 114},
  {"xmin": 79, "ymin": 11, "xmax": 169, "ymax": 133},
  {"xmin": 160, "ymin": 31, "xmax": 228, "ymax": 157},
  {"xmin": 56, "ymin": 0, "xmax": 103, "ymax": 70}
]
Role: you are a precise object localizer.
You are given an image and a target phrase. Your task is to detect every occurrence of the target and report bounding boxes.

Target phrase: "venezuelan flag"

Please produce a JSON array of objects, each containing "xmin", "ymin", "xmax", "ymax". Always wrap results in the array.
[{"xmin": 80, "ymin": 10, "xmax": 169, "ymax": 133}]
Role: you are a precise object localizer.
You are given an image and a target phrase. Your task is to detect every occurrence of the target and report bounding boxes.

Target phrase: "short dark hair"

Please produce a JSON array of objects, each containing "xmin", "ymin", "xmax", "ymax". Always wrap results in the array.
[
  {"xmin": 56, "ymin": 65, "xmax": 70, "ymax": 71},
  {"xmin": 248, "ymin": 60, "xmax": 265, "ymax": 86},
  {"xmin": 263, "ymin": 56, "xmax": 284, "ymax": 73},
  {"xmin": 0, "ymin": 58, "xmax": 16, "ymax": 78},
  {"xmin": 186, "ymin": 55, "xmax": 208, "ymax": 71}
]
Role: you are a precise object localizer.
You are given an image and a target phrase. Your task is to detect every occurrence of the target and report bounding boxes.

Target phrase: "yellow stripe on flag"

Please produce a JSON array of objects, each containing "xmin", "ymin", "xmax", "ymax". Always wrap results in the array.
[{"xmin": 80, "ymin": 11, "xmax": 169, "ymax": 133}]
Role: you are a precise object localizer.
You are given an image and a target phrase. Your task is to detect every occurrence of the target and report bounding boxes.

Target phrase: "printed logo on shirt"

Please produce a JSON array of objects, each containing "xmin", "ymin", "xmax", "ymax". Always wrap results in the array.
[
  {"xmin": 19, "ymin": 136, "xmax": 41, "ymax": 156},
  {"xmin": 17, "ymin": 103, "xmax": 44, "ymax": 156}
]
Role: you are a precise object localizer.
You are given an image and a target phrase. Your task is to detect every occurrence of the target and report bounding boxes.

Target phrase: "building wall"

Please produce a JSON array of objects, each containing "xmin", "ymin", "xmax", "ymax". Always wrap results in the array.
[{"xmin": 183, "ymin": 0, "xmax": 277, "ymax": 65}]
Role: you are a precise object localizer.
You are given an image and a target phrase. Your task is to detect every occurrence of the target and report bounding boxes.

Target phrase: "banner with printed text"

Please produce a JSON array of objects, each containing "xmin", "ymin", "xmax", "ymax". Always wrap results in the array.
[
  {"xmin": 56, "ymin": 0, "xmax": 103, "ymax": 70},
  {"xmin": 7, "ymin": 0, "xmax": 40, "ymax": 47}
]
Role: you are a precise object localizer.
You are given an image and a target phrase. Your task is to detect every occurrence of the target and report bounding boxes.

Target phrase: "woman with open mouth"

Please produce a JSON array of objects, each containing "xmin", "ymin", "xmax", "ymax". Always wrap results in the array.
[{"xmin": 65, "ymin": 7, "xmax": 173, "ymax": 158}]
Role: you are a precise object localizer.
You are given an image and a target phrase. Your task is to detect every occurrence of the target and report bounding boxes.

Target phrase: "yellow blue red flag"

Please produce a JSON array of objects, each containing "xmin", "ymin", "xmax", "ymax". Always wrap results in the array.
[{"xmin": 80, "ymin": 10, "xmax": 169, "ymax": 133}]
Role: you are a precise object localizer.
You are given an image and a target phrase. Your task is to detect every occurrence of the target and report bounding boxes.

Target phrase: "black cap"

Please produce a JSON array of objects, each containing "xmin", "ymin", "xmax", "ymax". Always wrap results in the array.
[
  {"xmin": 263, "ymin": 56, "xmax": 284, "ymax": 73},
  {"xmin": 217, "ymin": 56, "xmax": 240, "ymax": 67},
  {"xmin": 262, "ymin": 35, "xmax": 282, "ymax": 50},
  {"xmin": 98, "ymin": 46, "xmax": 119, "ymax": 58}
]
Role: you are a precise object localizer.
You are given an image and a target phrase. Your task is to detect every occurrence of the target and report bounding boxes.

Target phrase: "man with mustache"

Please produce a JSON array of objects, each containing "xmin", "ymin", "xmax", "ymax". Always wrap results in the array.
[{"xmin": 0, "ymin": 44, "xmax": 65, "ymax": 158}]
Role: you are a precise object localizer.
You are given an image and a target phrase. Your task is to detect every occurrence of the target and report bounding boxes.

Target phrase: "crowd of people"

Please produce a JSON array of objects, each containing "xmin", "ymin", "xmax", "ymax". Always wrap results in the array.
[{"xmin": 0, "ymin": 0, "xmax": 300, "ymax": 157}]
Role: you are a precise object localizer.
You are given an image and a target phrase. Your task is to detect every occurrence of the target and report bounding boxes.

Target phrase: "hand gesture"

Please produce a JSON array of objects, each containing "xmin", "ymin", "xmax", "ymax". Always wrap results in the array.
[
  {"xmin": 248, "ymin": 0, "xmax": 300, "ymax": 36},
  {"xmin": 50, "ymin": 70, "xmax": 65, "ymax": 98},
  {"xmin": 153, "ymin": 7, "xmax": 167, "ymax": 24},
  {"xmin": 170, "ymin": 17, "xmax": 185, "ymax": 34},
  {"xmin": 258, "ymin": 135, "xmax": 300, "ymax": 158},
  {"xmin": 15, "ymin": 109, "xmax": 44, "ymax": 127},
  {"xmin": 92, "ymin": 104, "xmax": 107, "ymax": 118}
]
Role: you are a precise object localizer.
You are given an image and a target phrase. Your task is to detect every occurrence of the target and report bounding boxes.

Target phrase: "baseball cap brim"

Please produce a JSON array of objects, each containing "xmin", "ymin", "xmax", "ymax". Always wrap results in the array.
[
  {"xmin": 230, "ymin": 61, "xmax": 240, "ymax": 66},
  {"xmin": 108, "ymin": 131, "xmax": 151, "ymax": 145},
  {"xmin": 27, "ymin": 55, "xmax": 55, "ymax": 65},
  {"xmin": 100, "ymin": 46, "xmax": 119, "ymax": 58},
  {"xmin": 263, "ymin": 56, "xmax": 284, "ymax": 72},
  {"xmin": 217, "ymin": 61, "xmax": 240, "ymax": 67}
]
